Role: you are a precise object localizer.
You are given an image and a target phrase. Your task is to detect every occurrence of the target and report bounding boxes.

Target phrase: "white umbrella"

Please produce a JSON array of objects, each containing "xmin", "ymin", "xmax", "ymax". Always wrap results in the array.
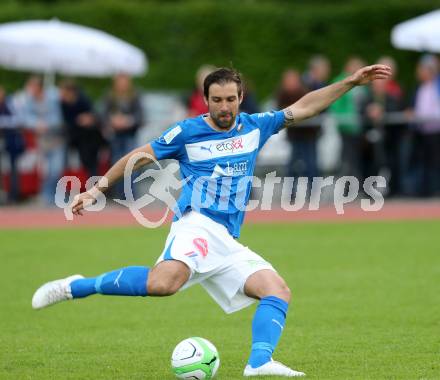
[
  {"xmin": 391, "ymin": 9, "xmax": 440, "ymax": 53},
  {"xmin": 0, "ymin": 19, "xmax": 147, "ymax": 77}
]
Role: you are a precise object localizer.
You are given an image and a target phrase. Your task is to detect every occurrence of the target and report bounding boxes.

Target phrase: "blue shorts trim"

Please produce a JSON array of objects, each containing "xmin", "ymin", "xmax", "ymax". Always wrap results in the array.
[{"xmin": 163, "ymin": 236, "xmax": 176, "ymax": 261}]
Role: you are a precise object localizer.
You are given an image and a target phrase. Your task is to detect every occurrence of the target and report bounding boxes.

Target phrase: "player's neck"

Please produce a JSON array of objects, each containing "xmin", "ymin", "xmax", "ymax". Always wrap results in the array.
[{"xmin": 204, "ymin": 115, "xmax": 236, "ymax": 133}]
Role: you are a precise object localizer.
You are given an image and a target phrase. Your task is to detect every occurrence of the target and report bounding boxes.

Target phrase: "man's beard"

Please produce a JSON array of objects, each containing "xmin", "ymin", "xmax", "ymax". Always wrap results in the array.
[{"xmin": 212, "ymin": 111, "xmax": 235, "ymax": 129}]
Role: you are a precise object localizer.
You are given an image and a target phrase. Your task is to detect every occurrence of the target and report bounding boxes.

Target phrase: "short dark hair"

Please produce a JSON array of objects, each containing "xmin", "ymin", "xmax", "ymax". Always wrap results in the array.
[
  {"xmin": 203, "ymin": 68, "xmax": 242, "ymax": 99},
  {"xmin": 59, "ymin": 79, "xmax": 78, "ymax": 93}
]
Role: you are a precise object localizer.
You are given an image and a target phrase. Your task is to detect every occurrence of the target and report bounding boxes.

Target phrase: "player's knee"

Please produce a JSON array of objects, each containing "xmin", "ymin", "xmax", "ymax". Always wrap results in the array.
[
  {"xmin": 259, "ymin": 283, "xmax": 291, "ymax": 303},
  {"xmin": 277, "ymin": 284, "xmax": 291, "ymax": 304},
  {"xmin": 267, "ymin": 282, "xmax": 291, "ymax": 304},
  {"xmin": 148, "ymin": 278, "xmax": 180, "ymax": 296},
  {"xmin": 148, "ymin": 260, "xmax": 189, "ymax": 296},
  {"xmin": 267, "ymin": 276, "xmax": 291, "ymax": 303}
]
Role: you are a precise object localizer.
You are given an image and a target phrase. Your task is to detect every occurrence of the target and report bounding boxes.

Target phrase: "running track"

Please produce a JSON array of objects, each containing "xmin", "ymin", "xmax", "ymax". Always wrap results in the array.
[{"xmin": 1, "ymin": 200, "xmax": 439, "ymax": 229}]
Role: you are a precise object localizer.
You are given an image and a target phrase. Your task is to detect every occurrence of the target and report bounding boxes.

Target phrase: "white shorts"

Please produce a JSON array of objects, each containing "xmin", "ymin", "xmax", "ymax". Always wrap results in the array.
[{"xmin": 156, "ymin": 211, "xmax": 275, "ymax": 314}]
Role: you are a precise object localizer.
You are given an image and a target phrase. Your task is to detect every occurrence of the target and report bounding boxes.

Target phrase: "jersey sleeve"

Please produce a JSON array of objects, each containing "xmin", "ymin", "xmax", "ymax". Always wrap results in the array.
[
  {"xmin": 150, "ymin": 124, "xmax": 185, "ymax": 161},
  {"xmin": 249, "ymin": 110, "xmax": 285, "ymax": 148}
]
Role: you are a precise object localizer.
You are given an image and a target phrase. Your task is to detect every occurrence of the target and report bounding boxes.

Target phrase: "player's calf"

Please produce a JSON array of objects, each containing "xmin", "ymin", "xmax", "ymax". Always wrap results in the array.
[
  {"xmin": 32, "ymin": 261, "xmax": 191, "ymax": 309},
  {"xmin": 243, "ymin": 270, "xmax": 299, "ymax": 372},
  {"xmin": 147, "ymin": 260, "xmax": 190, "ymax": 296},
  {"xmin": 67, "ymin": 266, "xmax": 150, "ymax": 298},
  {"xmin": 32, "ymin": 266, "xmax": 150, "ymax": 309},
  {"xmin": 93, "ymin": 266, "xmax": 149, "ymax": 296}
]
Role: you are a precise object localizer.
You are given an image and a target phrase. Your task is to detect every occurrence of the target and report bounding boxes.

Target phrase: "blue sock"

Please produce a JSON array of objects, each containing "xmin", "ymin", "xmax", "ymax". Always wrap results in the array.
[
  {"xmin": 248, "ymin": 296, "xmax": 289, "ymax": 368},
  {"xmin": 71, "ymin": 277, "xmax": 97, "ymax": 298},
  {"xmin": 70, "ymin": 266, "xmax": 149, "ymax": 298}
]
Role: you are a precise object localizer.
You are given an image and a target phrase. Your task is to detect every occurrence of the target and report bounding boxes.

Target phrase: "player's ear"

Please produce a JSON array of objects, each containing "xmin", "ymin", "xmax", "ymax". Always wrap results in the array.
[
  {"xmin": 203, "ymin": 96, "xmax": 208, "ymax": 106},
  {"xmin": 239, "ymin": 92, "xmax": 244, "ymax": 105}
]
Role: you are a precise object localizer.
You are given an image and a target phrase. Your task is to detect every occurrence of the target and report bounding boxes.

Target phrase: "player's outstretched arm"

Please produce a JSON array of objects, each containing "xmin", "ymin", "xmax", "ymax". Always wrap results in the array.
[
  {"xmin": 70, "ymin": 143, "xmax": 157, "ymax": 216},
  {"xmin": 282, "ymin": 64, "xmax": 392, "ymax": 127}
]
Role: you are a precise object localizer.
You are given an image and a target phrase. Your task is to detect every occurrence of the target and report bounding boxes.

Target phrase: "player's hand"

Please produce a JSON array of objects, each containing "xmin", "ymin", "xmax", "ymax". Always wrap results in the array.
[
  {"xmin": 70, "ymin": 189, "xmax": 98, "ymax": 216},
  {"xmin": 348, "ymin": 64, "xmax": 392, "ymax": 86}
]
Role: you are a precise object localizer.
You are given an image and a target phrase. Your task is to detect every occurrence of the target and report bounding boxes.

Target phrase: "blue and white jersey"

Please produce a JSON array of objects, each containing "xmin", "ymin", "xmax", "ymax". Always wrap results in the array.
[{"xmin": 150, "ymin": 111, "xmax": 285, "ymax": 238}]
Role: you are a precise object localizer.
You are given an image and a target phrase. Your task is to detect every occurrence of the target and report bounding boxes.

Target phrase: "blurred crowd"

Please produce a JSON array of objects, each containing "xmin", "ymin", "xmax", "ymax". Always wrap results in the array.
[
  {"xmin": 0, "ymin": 73, "xmax": 143, "ymax": 205},
  {"xmin": 1, "ymin": 53, "xmax": 440, "ymax": 206},
  {"xmin": 274, "ymin": 54, "xmax": 440, "ymax": 199}
]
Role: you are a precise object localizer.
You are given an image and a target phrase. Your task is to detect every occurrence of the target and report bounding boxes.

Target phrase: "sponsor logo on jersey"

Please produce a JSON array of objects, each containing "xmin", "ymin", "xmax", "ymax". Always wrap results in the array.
[
  {"xmin": 185, "ymin": 129, "xmax": 260, "ymax": 162},
  {"xmin": 163, "ymin": 125, "xmax": 182, "ymax": 144},
  {"xmin": 215, "ymin": 137, "xmax": 243, "ymax": 152},
  {"xmin": 211, "ymin": 160, "xmax": 248, "ymax": 178},
  {"xmin": 256, "ymin": 111, "xmax": 275, "ymax": 118},
  {"xmin": 199, "ymin": 144, "xmax": 212, "ymax": 154}
]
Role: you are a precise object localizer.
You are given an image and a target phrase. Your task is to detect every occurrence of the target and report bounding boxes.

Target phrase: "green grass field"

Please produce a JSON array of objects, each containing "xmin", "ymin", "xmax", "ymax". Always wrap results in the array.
[{"xmin": 1, "ymin": 220, "xmax": 439, "ymax": 379}]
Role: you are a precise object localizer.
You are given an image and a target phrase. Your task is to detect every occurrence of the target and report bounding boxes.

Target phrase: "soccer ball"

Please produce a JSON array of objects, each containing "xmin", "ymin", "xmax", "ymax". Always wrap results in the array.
[{"xmin": 171, "ymin": 337, "xmax": 220, "ymax": 379}]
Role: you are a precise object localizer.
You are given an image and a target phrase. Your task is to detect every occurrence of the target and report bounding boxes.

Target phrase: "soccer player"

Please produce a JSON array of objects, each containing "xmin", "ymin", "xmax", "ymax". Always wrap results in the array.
[{"xmin": 32, "ymin": 65, "xmax": 391, "ymax": 377}]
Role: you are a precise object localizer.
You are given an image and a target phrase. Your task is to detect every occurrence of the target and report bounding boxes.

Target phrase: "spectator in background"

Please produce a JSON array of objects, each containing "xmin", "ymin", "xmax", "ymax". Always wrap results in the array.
[
  {"xmin": 377, "ymin": 56, "xmax": 415, "ymax": 197},
  {"xmin": 377, "ymin": 56, "xmax": 403, "ymax": 100},
  {"xmin": 102, "ymin": 73, "xmax": 143, "ymax": 199},
  {"xmin": 412, "ymin": 54, "xmax": 440, "ymax": 196},
  {"xmin": 275, "ymin": 69, "xmax": 308, "ymax": 185},
  {"xmin": 330, "ymin": 57, "xmax": 367, "ymax": 182},
  {"xmin": 16, "ymin": 75, "xmax": 63, "ymax": 205},
  {"xmin": 302, "ymin": 55, "xmax": 331, "ymax": 92},
  {"xmin": 361, "ymin": 77, "xmax": 405, "ymax": 195},
  {"xmin": 60, "ymin": 80, "xmax": 103, "ymax": 178},
  {"xmin": 0, "ymin": 86, "xmax": 23, "ymax": 203},
  {"xmin": 240, "ymin": 78, "xmax": 260, "ymax": 114},
  {"xmin": 188, "ymin": 65, "xmax": 216, "ymax": 117},
  {"xmin": 294, "ymin": 55, "xmax": 331, "ymax": 185}
]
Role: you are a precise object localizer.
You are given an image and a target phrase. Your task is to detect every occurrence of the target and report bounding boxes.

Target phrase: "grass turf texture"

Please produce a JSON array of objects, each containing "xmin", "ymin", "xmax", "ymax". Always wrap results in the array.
[{"xmin": 1, "ymin": 220, "xmax": 439, "ymax": 379}]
